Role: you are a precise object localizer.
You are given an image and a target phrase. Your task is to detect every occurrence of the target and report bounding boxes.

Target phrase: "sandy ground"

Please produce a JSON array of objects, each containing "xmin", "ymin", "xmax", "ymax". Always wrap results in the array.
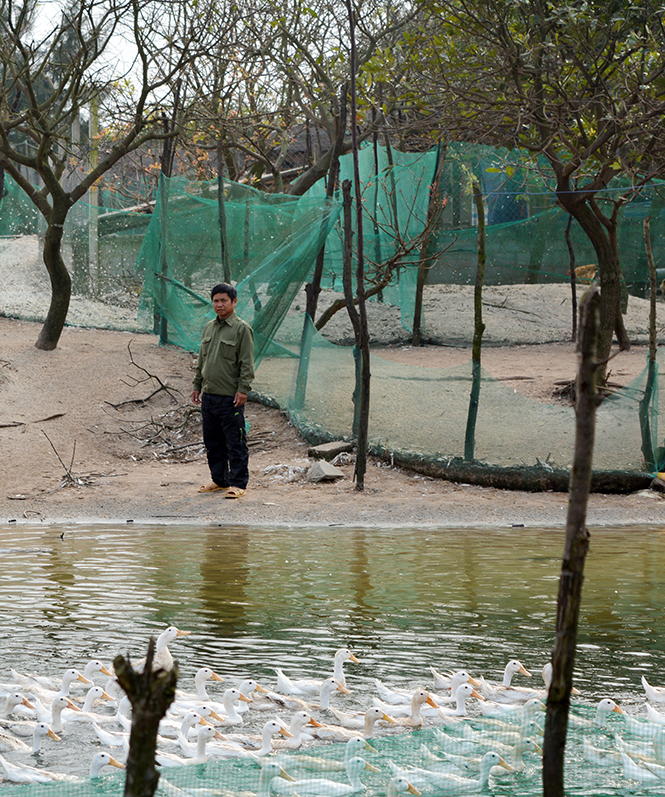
[{"xmin": 2, "ymin": 315, "xmax": 665, "ymax": 529}]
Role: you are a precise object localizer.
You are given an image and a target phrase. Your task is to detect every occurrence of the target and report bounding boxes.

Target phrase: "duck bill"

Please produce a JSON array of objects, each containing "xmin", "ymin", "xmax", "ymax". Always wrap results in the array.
[
  {"xmin": 518, "ymin": 665, "xmax": 532, "ymax": 678},
  {"xmin": 100, "ymin": 665, "xmax": 113, "ymax": 677},
  {"xmin": 47, "ymin": 728, "xmax": 61, "ymax": 741},
  {"xmin": 208, "ymin": 708, "xmax": 226, "ymax": 722},
  {"xmin": 66, "ymin": 699, "xmax": 82, "ymax": 712},
  {"xmin": 278, "ymin": 769, "xmax": 296, "ymax": 782},
  {"xmin": 498, "ymin": 757, "xmax": 513, "ymax": 771},
  {"xmin": 279, "ymin": 728, "xmax": 294, "ymax": 737},
  {"xmin": 239, "ymin": 694, "xmax": 253, "ymax": 703},
  {"xmin": 365, "ymin": 762, "xmax": 381, "ymax": 773},
  {"xmin": 213, "ymin": 730, "xmax": 227, "ymax": 741},
  {"xmin": 382, "ymin": 713, "xmax": 397, "ymax": 724},
  {"xmin": 407, "ymin": 783, "xmax": 421, "ymax": 796},
  {"xmin": 211, "ymin": 673, "xmax": 224, "ymax": 682},
  {"xmin": 425, "ymin": 694, "xmax": 439, "ymax": 708},
  {"xmin": 470, "ymin": 688, "xmax": 486, "ymax": 700},
  {"xmin": 109, "ymin": 757, "xmax": 125, "ymax": 770},
  {"xmin": 337, "ymin": 683, "xmax": 352, "ymax": 695},
  {"xmin": 21, "ymin": 697, "xmax": 35, "ymax": 710},
  {"xmin": 100, "ymin": 690, "xmax": 114, "ymax": 701},
  {"xmin": 363, "ymin": 741, "xmax": 378, "ymax": 753},
  {"xmin": 255, "ymin": 684, "xmax": 270, "ymax": 693},
  {"xmin": 176, "ymin": 629, "xmax": 192, "ymax": 637},
  {"xmin": 468, "ymin": 676, "xmax": 482, "ymax": 688},
  {"xmin": 78, "ymin": 674, "xmax": 93, "ymax": 684},
  {"xmin": 198, "ymin": 717, "xmax": 213, "ymax": 726},
  {"xmin": 613, "ymin": 705, "xmax": 625, "ymax": 714},
  {"xmin": 308, "ymin": 718, "xmax": 324, "ymax": 727},
  {"xmin": 349, "ymin": 653, "xmax": 361, "ymax": 664}
]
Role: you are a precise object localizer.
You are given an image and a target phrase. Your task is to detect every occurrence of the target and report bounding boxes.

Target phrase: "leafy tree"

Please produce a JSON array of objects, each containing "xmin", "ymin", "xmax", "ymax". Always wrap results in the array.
[
  {"xmin": 0, "ymin": 0, "xmax": 218, "ymax": 349},
  {"xmin": 367, "ymin": 0, "xmax": 665, "ymax": 377}
]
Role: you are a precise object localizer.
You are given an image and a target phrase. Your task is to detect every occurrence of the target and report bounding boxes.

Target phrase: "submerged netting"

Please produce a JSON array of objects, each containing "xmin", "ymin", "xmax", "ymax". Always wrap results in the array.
[{"xmin": 1, "ymin": 704, "xmax": 661, "ymax": 797}]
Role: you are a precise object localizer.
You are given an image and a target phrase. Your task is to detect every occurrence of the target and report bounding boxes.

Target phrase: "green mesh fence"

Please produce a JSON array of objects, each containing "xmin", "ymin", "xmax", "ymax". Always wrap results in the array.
[
  {"xmin": 0, "ymin": 707, "xmax": 658, "ymax": 797},
  {"xmin": 136, "ymin": 175, "xmax": 341, "ymax": 361},
  {"xmin": 2, "ymin": 145, "xmax": 665, "ymax": 481}
]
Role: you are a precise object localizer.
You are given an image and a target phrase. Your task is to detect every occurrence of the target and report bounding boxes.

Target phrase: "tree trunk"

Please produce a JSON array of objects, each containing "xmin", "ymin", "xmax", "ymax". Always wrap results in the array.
[
  {"xmin": 542, "ymin": 285, "xmax": 601, "ymax": 797},
  {"xmin": 558, "ymin": 199, "xmax": 629, "ymax": 380},
  {"xmin": 35, "ymin": 207, "xmax": 72, "ymax": 351},
  {"xmin": 413, "ymin": 143, "xmax": 446, "ymax": 346},
  {"xmin": 114, "ymin": 639, "xmax": 178, "ymax": 797}
]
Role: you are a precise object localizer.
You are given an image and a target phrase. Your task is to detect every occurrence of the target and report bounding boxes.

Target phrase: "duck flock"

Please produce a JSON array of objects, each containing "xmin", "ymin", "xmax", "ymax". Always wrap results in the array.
[{"xmin": 2, "ymin": 626, "xmax": 665, "ymax": 795}]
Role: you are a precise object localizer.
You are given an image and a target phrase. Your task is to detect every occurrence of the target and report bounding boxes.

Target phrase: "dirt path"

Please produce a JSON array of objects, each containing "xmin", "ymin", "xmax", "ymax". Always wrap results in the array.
[{"xmin": 1, "ymin": 317, "xmax": 663, "ymax": 528}]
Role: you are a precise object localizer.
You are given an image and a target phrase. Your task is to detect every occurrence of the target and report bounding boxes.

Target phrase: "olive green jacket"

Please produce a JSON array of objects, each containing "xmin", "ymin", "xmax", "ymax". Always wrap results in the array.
[{"xmin": 193, "ymin": 312, "xmax": 255, "ymax": 396}]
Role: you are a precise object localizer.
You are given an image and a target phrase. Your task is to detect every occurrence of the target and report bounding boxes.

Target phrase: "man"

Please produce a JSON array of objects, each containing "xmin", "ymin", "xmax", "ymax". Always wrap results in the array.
[{"xmin": 191, "ymin": 283, "xmax": 255, "ymax": 498}]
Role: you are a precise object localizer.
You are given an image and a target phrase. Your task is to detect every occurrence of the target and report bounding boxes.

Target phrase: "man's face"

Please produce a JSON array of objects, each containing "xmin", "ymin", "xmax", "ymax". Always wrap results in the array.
[{"xmin": 212, "ymin": 292, "xmax": 237, "ymax": 320}]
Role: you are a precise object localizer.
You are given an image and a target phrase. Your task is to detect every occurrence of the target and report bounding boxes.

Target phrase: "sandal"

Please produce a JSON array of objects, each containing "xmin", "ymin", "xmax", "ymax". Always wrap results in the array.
[
  {"xmin": 224, "ymin": 487, "xmax": 247, "ymax": 499},
  {"xmin": 198, "ymin": 483, "xmax": 227, "ymax": 493}
]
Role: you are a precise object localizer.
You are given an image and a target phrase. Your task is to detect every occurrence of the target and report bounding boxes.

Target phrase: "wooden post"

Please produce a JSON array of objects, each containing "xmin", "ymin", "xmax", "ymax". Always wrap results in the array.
[
  {"xmin": 463, "ymin": 180, "xmax": 486, "ymax": 461},
  {"xmin": 344, "ymin": 0, "xmax": 370, "ymax": 491},
  {"xmin": 542, "ymin": 285, "xmax": 601, "ymax": 797},
  {"xmin": 565, "ymin": 214, "xmax": 578, "ymax": 342},
  {"xmin": 639, "ymin": 216, "xmax": 658, "ymax": 471},
  {"xmin": 114, "ymin": 638, "xmax": 178, "ymax": 797}
]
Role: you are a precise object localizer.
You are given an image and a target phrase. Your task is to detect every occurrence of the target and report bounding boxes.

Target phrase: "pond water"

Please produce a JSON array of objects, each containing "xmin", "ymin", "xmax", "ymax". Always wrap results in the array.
[{"xmin": 1, "ymin": 523, "xmax": 665, "ymax": 795}]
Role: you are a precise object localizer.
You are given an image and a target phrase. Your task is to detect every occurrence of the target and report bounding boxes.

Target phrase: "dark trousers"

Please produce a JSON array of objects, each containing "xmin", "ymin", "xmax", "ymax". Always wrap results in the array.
[{"xmin": 201, "ymin": 393, "xmax": 249, "ymax": 489}]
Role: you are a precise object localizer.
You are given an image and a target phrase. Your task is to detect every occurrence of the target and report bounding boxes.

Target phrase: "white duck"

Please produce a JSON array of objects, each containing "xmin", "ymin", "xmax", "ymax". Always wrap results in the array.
[
  {"xmin": 137, "ymin": 626, "xmax": 191, "ymax": 672},
  {"xmin": 226, "ymin": 719, "xmax": 294, "ymax": 756},
  {"xmin": 12, "ymin": 669, "xmax": 92, "ymax": 703},
  {"xmin": 437, "ymin": 683, "xmax": 485, "ymax": 717},
  {"xmin": 478, "ymin": 660, "xmax": 534, "ymax": 703},
  {"xmin": 387, "ymin": 776, "xmax": 421, "ymax": 797},
  {"xmin": 620, "ymin": 749, "xmax": 663, "ymax": 783},
  {"xmin": 0, "ymin": 752, "xmax": 77, "ymax": 783},
  {"xmin": 373, "ymin": 690, "xmax": 439, "ymax": 727},
  {"xmin": 570, "ymin": 698, "xmax": 624, "ymax": 729},
  {"xmin": 55, "ymin": 685, "xmax": 115, "ymax": 726},
  {"xmin": 0, "ymin": 726, "xmax": 31, "ymax": 752},
  {"xmin": 270, "ymin": 756, "xmax": 381, "ymax": 796},
  {"xmin": 273, "ymin": 710, "xmax": 323, "ymax": 749},
  {"xmin": 1, "ymin": 693, "xmax": 34, "ymax": 720},
  {"xmin": 201, "ymin": 688, "xmax": 251, "ymax": 725},
  {"xmin": 11, "ymin": 694, "xmax": 82, "ymax": 733},
  {"xmin": 275, "ymin": 648, "xmax": 360, "ymax": 695},
  {"xmin": 415, "ymin": 750, "xmax": 512, "ymax": 793},
  {"xmin": 31, "ymin": 722, "xmax": 60, "ymax": 754},
  {"xmin": 260, "ymin": 677, "xmax": 350, "ymax": 713},
  {"xmin": 176, "ymin": 667, "xmax": 224, "ymax": 702},
  {"xmin": 89, "ymin": 751, "xmax": 125, "ymax": 779},
  {"xmin": 642, "ymin": 676, "xmax": 665, "ymax": 704},
  {"xmin": 270, "ymin": 734, "xmax": 377, "ymax": 774},
  {"xmin": 156, "ymin": 724, "xmax": 226, "ymax": 766},
  {"xmin": 324, "ymin": 706, "xmax": 397, "ymax": 739}
]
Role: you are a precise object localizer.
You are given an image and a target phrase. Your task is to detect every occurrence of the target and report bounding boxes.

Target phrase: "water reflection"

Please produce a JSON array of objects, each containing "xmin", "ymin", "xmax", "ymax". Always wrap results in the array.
[{"xmin": 1, "ymin": 524, "xmax": 664, "ymax": 702}]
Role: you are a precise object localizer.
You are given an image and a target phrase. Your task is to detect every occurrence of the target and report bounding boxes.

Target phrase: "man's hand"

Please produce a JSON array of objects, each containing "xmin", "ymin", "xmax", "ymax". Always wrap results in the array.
[
  {"xmin": 234, "ymin": 392, "xmax": 247, "ymax": 407},
  {"xmin": 191, "ymin": 390, "xmax": 201, "ymax": 405}
]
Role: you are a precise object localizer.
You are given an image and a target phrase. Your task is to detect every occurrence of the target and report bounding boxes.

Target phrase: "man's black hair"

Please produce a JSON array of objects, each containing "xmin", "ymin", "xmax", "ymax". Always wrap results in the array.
[{"xmin": 210, "ymin": 283, "xmax": 237, "ymax": 301}]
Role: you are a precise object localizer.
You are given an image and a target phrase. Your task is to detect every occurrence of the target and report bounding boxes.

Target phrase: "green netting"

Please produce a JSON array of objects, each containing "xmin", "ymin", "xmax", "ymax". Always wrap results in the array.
[
  {"xmin": 136, "ymin": 175, "xmax": 341, "ymax": 361},
  {"xmin": 253, "ymin": 315, "xmax": 664, "ymax": 476},
  {"xmin": 3, "ymin": 144, "xmax": 665, "ymax": 480},
  {"xmin": 2, "ymin": 709, "xmax": 661, "ymax": 797}
]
